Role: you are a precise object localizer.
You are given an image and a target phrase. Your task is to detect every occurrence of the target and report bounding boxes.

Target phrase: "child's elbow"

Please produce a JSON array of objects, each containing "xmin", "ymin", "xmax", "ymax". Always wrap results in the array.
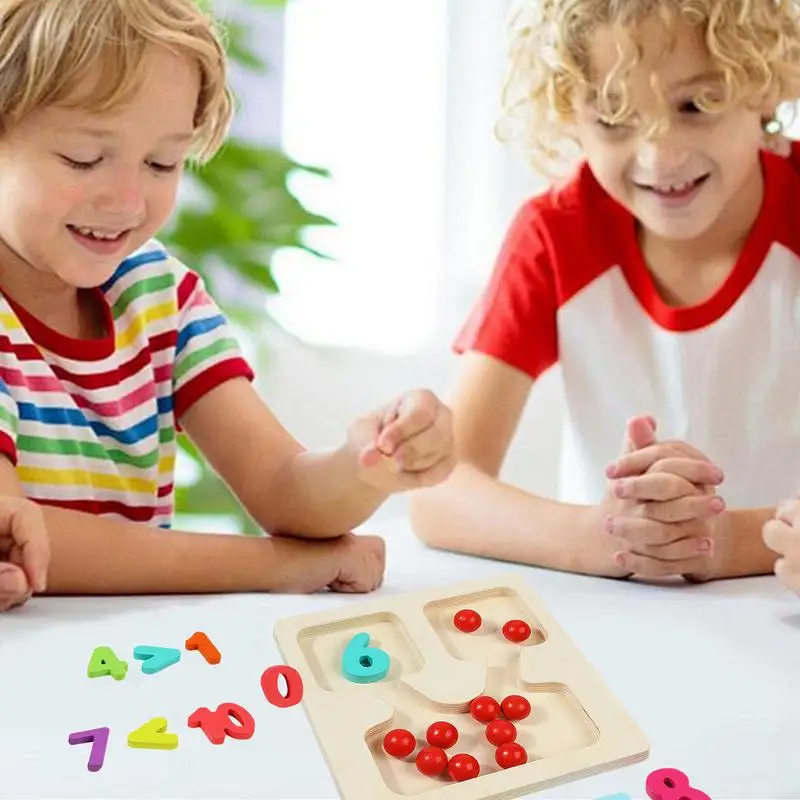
[{"xmin": 408, "ymin": 486, "xmax": 449, "ymax": 549}]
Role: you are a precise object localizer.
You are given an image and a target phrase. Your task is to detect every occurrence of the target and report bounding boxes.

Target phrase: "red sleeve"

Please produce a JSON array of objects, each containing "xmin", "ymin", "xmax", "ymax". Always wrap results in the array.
[
  {"xmin": 790, "ymin": 139, "xmax": 800, "ymax": 172},
  {"xmin": 453, "ymin": 200, "xmax": 558, "ymax": 381}
]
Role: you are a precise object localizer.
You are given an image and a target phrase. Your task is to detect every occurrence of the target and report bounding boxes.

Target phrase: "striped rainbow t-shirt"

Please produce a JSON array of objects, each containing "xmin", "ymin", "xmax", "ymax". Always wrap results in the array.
[{"xmin": 0, "ymin": 240, "xmax": 254, "ymax": 528}]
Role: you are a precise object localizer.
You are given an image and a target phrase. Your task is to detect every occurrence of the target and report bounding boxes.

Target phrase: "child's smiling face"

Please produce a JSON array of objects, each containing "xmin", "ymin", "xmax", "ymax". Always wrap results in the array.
[
  {"xmin": 0, "ymin": 44, "xmax": 199, "ymax": 289},
  {"xmin": 571, "ymin": 15, "xmax": 774, "ymax": 245}
]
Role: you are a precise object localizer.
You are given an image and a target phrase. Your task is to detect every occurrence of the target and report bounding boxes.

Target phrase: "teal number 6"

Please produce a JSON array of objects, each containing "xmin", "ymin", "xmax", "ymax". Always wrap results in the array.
[{"xmin": 342, "ymin": 632, "xmax": 390, "ymax": 684}]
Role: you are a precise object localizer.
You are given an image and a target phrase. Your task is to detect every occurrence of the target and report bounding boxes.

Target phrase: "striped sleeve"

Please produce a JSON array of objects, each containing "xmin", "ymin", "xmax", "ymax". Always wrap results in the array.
[
  {"xmin": 0, "ymin": 378, "xmax": 19, "ymax": 465},
  {"xmin": 172, "ymin": 270, "xmax": 255, "ymax": 422}
]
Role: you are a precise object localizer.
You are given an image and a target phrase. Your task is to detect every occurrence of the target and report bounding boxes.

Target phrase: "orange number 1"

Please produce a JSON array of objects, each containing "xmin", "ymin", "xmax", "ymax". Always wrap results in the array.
[{"xmin": 185, "ymin": 631, "xmax": 221, "ymax": 665}]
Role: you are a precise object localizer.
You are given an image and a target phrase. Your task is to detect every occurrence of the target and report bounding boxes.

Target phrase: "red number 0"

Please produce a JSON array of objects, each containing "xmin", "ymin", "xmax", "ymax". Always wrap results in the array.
[
  {"xmin": 646, "ymin": 768, "xmax": 711, "ymax": 800},
  {"xmin": 261, "ymin": 665, "xmax": 304, "ymax": 708}
]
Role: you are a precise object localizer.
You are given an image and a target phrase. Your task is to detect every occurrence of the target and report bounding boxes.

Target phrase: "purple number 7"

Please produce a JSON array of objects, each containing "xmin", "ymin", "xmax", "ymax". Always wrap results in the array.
[{"xmin": 68, "ymin": 726, "xmax": 110, "ymax": 772}]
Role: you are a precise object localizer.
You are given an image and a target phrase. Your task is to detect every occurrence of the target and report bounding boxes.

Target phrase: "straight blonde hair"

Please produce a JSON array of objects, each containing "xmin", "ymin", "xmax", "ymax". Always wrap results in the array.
[{"xmin": 0, "ymin": 0, "xmax": 233, "ymax": 162}]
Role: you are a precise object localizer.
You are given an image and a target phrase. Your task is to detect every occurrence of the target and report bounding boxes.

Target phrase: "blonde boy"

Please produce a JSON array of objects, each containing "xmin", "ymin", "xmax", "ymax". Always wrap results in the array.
[{"xmin": 0, "ymin": 0, "xmax": 455, "ymax": 611}]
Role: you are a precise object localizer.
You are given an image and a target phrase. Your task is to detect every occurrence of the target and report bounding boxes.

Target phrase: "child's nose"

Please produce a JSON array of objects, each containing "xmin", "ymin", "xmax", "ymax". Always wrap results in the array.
[
  {"xmin": 635, "ymin": 137, "xmax": 690, "ymax": 177},
  {"xmin": 95, "ymin": 169, "xmax": 146, "ymax": 217}
]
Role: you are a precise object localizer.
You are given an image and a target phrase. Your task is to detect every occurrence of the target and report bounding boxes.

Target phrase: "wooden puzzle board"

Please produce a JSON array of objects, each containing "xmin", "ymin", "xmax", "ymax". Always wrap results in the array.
[{"xmin": 273, "ymin": 573, "xmax": 649, "ymax": 800}]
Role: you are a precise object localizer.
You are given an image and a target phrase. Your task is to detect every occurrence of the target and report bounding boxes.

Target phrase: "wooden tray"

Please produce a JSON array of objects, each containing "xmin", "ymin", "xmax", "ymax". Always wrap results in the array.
[{"xmin": 273, "ymin": 573, "xmax": 649, "ymax": 799}]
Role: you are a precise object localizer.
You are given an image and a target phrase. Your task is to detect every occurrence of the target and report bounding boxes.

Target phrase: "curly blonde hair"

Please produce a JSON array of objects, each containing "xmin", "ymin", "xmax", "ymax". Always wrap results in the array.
[
  {"xmin": 499, "ymin": 0, "xmax": 800, "ymax": 175},
  {"xmin": 0, "ymin": 0, "xmax": 233, "ymax": 163}
]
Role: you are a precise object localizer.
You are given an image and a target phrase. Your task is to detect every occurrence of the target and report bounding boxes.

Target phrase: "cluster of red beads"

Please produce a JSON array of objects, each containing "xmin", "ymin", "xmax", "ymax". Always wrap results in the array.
[
  {"xmin": 381, "ymin": 610, "xmax": 534, "ymax": 780},
  {"xmin": 453, "ymin": 609, "xmax": 533, "ymax": 644},
  {"xmin": 469, "ymin": 693, "xmax": 531, "ymax": 769},
  {"xmin": 382, "ymin": 721, "xmax": 480, "ymax": 782}
]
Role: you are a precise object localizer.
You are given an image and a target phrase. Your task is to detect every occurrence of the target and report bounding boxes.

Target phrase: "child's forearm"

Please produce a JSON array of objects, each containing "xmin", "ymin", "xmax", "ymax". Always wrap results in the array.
[
  {"xmin": 719, "ymin": 507, "xmax": 778, "ymax": 578},
  {"xmin": 257, "ymin": 447, "xmax": 390, "ymax": 538},
  {"xmin": 39, "ymin": 505, "xmax": 319, "ymax": 595},
  {"xmin": 408, "ymin": 464, "xmax": 613, "ymax": 575}
]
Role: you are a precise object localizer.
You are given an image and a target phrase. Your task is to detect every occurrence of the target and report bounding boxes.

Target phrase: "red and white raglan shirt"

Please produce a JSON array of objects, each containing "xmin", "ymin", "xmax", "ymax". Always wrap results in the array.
[{"xmin": 455, "ymin": 144, "xmax": 800, "ymax": 509}]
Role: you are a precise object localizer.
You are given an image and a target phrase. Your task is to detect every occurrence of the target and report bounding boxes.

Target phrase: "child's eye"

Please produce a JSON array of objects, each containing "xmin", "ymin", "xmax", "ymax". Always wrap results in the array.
[
  {"xmin": 61, "ymin": 156, "xmax": 101, "ymax": 170},
  {"xmin": 147, "ymin": 161, "xmax": 179, "ymax": 174},
  {"xmin": 679, "ymin": 100, "xmax": 703, "ymax": 114}
]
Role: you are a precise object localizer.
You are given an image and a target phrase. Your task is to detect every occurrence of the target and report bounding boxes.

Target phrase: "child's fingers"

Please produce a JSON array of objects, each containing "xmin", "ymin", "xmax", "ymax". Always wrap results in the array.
[
  {"xmin": 377, "ymin": 391, "xmax": 444, "ymax": 455},
  {"xmin": 0, "ymin": 498, "xmax": 49, "ymax": 593},
  {"xmin": 613, "ymin": 548, "xmax": 706, "ymax": 578},
  {"xmin": 612, "ymin": 472, "xmax": 703, "ymax": 502},
  {"xmin": 763, "ymin": 518, "xmax": 795, "ymax": 556},
  {"xmin": 605, "ymin": 515, "xmax": 703, "ymax": 548},
  {"xmin": 607, "ymin": 445, "xmax": 717, "ymax": 479},
  {"xmin": 641, "ymin": 493, "xmax": 725, "ymax": 524},
  {"xmin": 618, "ymin": 533, "xmax": 711, "ymax": 561},
  {"xmin": 0, "ymin": 563, "xmax": 31, "ymax": 611},
  {"xmin": 392, "ymin": 423, "xmax": 454, "ymax": 472}
]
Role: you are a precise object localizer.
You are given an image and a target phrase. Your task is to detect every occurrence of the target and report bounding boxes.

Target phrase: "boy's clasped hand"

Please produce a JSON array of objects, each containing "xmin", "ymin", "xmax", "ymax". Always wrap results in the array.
[{"xmin": 603, "ymin": 415, "xmax": 799, "ymax": 591}]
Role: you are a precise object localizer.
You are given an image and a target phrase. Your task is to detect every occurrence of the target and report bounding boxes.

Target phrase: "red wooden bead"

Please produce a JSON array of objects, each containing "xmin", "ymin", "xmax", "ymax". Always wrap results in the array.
[
  {"xmin": 469, "ymin": 695, "xmax": 501, "ymax": 723},
  {"xmin": 502, "ymin": 619, "xmax": 532, "ymax": 643},
  {"xmin": 485, "ymin": 719, "xmax": 517, "ymax": 746},
  {"xmin": 500, "ymin": 694, "xmax": 531, "ymax": 721},
  {"xmin": 426, "ymin": 721, "xmax": 458, "ymax": 749},
  {"xmin": 496, "ymin": 742, "xmax": 527, "ymax": 769},
  {"xmin": 383, "ymin": 728, "xmax": 416, "ymax": 758},
  {"xmin": 416, "ymin": 746, "xmax": 448, "ymax": 776},
  {"xmin": 447, "ymin": 753, "xmax": 480, "ymax": 782},
  {"xmin": 453, "ymin": 609, "xmax": 481, "ymax": 633}
]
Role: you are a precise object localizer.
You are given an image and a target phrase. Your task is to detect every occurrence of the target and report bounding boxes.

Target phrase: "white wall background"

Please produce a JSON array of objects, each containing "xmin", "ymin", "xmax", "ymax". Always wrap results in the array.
[{"xmin": 234, "ymin": 0, "xmax": 566, "ymax": 523}]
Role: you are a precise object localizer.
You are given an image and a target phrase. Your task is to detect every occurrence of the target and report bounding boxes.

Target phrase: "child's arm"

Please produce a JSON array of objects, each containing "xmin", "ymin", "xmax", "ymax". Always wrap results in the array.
[
  {"xmin": 722, "ymin": 508, "xmax": 779, "ymax": 577},
  {"xmin": 409, "ymin": 354, "xmax": 724, "ymax": 577},
  {"xmin": 408, "ymin": 353, "xmax": 622, "ymax": 576},
  {"xmin": 178, "ymin": 378, "xmax": 454, "ymax": 539},
  {"xmin": 0, "ymin": 462, "xmax": 385, "ymax": 597}
]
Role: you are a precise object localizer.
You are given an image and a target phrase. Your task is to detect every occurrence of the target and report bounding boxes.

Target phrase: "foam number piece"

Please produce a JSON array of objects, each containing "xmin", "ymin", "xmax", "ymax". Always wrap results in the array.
[
  {"xmin": 133, "ymin": 645, "xmax": 181, "ymax": 674},
  {"xmin": 67, "ymin": 726, "xmax": 110, "ymax": 772},
  {"xmin": 595, "ymin": 795, "xmax": 632, "ymax": 800},
  {"xmin": 341, "ymin": 632, "xmax": 390, "ymax": 684},
  {"xmin": 87, "ymin": 646, "xmax": 128, "ymax": 681},
  {"xmin": 127, "ymin": 717, "xmax": 179, "ymax": 750},
  {"xmin": 185, "ymin": 631, "xmax": 221, "ymax": 664},
  {"xmin": 188, "ymin": 702, "xmax": 256, "ymax": 745},
  {"xmin": 261, "ymin": 664, "xmax": 304, "ymax": 708},
  {"xmin": 646, "ymin": 768, "xmax": 711, "ymax": 800}
]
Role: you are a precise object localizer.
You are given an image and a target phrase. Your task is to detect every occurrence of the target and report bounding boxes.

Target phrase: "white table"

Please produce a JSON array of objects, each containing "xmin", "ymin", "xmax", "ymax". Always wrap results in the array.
[{"xmin": 2, "ymin": 515, "xmax": 799, "ymax": 800}]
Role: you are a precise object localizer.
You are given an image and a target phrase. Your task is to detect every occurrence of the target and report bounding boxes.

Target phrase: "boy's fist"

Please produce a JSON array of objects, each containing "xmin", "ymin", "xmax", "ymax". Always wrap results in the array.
[
  {"xmin": 349, "ymin": 389, "xmax": 455, "ymax": 493},
  {"xmin": 0, "ymin": 496, "xmax": 49, "ymax": 612}
]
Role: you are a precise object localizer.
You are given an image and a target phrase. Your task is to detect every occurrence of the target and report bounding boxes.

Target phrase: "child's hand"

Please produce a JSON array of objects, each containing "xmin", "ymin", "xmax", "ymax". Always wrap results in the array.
[
  {"xmin": 763, "ymin": 500, "xmax": 800, "ymax": 593},
  {"xmin": 269, "ymin": 533, "xmax": 385, "ymax": 594},
  {"xmin": 0, "ymin": 496, "xmax": 49, "ymax": 611},
  {"xmin": 600, "ymin": 417, "xmax": 725, "ymax": 579},
  {"xmin": 350, "ymin": 389, "xmax": 455, "ymax": 493}
]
